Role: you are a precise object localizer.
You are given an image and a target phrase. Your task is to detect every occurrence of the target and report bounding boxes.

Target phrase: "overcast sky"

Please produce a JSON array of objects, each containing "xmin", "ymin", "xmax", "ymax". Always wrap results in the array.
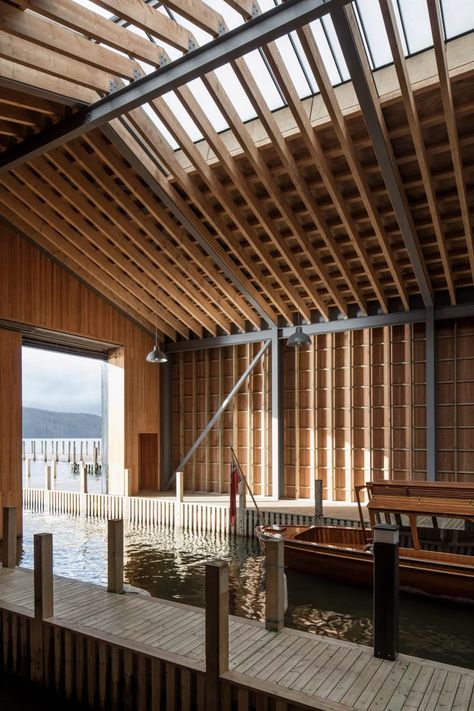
[{"xmin": 22, "ymin": 347, "xmax": 102, "ymax": 416}]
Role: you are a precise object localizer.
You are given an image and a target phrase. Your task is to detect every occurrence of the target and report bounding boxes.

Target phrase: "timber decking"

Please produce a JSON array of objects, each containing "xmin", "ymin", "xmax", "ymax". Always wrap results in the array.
[{"xmin": 0, "ymin": 566, "xmax": 473, "ymax": 710}]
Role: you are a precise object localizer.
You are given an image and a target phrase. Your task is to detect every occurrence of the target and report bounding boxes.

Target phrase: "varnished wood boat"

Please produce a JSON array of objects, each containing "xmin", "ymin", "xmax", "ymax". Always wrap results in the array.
[{"xmin": 256, "ymin": 481, "xmax": 474, "ymax": 602}]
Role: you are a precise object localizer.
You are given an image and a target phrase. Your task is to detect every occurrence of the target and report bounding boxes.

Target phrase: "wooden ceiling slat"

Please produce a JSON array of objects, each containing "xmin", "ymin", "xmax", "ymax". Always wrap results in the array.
[
  {"xmin": 0, "ymin": 119, "xmax": 28, "ymax": 138},
  {"xmin": 124, "ymin": 109, "xmax": 291, "ymax": 322},
  {"xmin": 231, "ymin": 56, "xmax": 365, "ymax": 313},
  {"xmin": 0, "ymin": 182, "xmax": 172, "ymax": 338},
  {"xmin": 86, "ymin": 130, "xmax": 257, "ymax": 330},
  {"xmin": 60, "ymin": 141, "xmax": 234, "ymax": 335},
  {"xmin": 29, "ymin": 155, "xmax": 206, "ymax": 338},
  {"xmin": 263, "ymin": 41, "xmax": 388, "ymax": 313},
  {"xmin": 6, "ymin": 166, "xmax": 188, "ymax": 338},
  {"xmin": 427, "ymin": 0, "xmax": 474, "ymax": 283},
  {"xmin": 161, "ymin": 0, "xmax": 227, "ymax": 37},
  {"xmin": 0, "ymin": 104, "xmax": 42, "ymax": 126},
  {"xmin": 379, "ymin": 0, "xmax": 455, "ymax": 304},
  {"xmin": 0, "ymin": 32, "xmax": 113, "ymax": 92},
  {"xmin": 148, "ymin": 97, "xmax": 310, "ymax": 320},
  {"xmin": 93, "ymin": 0, "xmax": 195, "ymax": 53},
  {"xmin": 25, "ymin": 0, "xmax": 166, "ymax": 68},
  {"xmin": 192, "ymin": 75, "xmax": 346, "ymax": 317},
  {"xmin": 222, "ymin": 0, "xmax": 253, "ymax": 19},
  {"xmin": 0, "ymin": 60, "xmax": 98, "ymax": 104},
  {"xmin": 175, "ymin": 84, "xmax": 331, "ymax": 319},
  {"xmin": 297, "ymin": 24, "xmax": 410, "ymax": 311},
  {"xmin": 0, "ymin": 4, "xmax": 141, "ymax": 81},
  {"xmin": 0, "ymin": 86, "xmax": 62, "ymax": 115},
  {"xmin": 46, "ymin": 149, "xmax": 218, "ymax": 336}
]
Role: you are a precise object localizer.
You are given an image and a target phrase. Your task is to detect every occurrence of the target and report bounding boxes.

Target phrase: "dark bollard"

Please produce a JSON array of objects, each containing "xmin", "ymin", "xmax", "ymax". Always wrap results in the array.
[{"xmin": 373, "ymin": 524, "xmax": 399, "ymax": 661}]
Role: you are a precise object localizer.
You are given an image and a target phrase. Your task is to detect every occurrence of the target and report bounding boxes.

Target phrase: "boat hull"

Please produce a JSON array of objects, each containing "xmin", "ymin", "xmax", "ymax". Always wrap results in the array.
[{"xmin": 282, "ymin": 526, "xmax": 474, "ymax": 603}]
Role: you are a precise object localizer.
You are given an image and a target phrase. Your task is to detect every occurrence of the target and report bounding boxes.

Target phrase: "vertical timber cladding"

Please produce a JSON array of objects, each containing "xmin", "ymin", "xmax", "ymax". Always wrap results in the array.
[
  {"xmin": 0, "ymin": 223, "xmax": 160, "ymax": 500},
  {"xmin": 437, "ymin": 317, "xmax": 474, "ymax": 482},
  {"xmin": 0, "ymin": 329, "xmax": 22, "ymax": 538},
  {"xmin": 171, "ymin": 319, "xmax": 474, "ymax": 500}
]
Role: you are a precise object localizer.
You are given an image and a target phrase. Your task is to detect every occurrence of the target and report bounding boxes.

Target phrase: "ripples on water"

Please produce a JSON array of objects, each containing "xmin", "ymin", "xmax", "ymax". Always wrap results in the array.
[{"xmin": 21, "ymin": 513, "xmax": 474, "ymax": 670}]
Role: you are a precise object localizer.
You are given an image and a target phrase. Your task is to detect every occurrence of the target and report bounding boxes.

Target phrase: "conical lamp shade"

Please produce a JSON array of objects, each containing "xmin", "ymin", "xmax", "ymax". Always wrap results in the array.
[
  {"xmin": 286, "ymin": 325, "xmax": 311, "ymax": 347},
  {"xmin": 146, "ymin": 345, "xmax": 168, "ymax": 363}
]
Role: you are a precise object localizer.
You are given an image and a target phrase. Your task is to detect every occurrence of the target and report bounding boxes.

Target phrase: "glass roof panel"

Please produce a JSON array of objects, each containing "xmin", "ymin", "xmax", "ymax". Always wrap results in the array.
[
  {"xmin": 186, "ymin": 78, "xmax": 229, "ymax": 133},
  {"xmin": 441, "ymin": 0, "xmax": 474, "ymax": 39},
  {"xmin": 242, "ymin": 49, "xmax": 285, "ymax": 111},
  {"xmin": 273, "ymin": 35, "xmax": 313, "ymax": 98},
  {"xmin": 213, "ymin": 64, "xmax": 257, "ymax": 123},
  {"xmin": 288, "ymin": 31, "xmax": 319, "ymax": 94},
  {"xmin": 320, "ymin": 15, "xmax": 350, "ymax": 82},
  {"xmin": 397, "ymin": 0, "xmax": 433, "ymax": 54},
  {"xmin": 308, "ymin": 19, "xmax": 344, "ymax": 85},
  {"xmin": 162, "ymin": 91, "xmax": 204, "ymax": 143},
  {"xmin": 355, "ymin": 0, "xmax": 393, "ymax": 68}
]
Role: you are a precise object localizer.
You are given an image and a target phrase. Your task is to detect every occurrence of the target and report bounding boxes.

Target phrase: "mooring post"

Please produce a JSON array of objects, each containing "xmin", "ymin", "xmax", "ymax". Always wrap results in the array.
[
  {"xmin": 265, "ymin": 538, "xmax": 285, "ymax": 632},
  {"xmin": 2, "ymin": 506, "xmax": 17, "ymax": 568},
  {"xmin": 32, "ymin": 440, "xmax": 36, "ymax": 462},
  {"xmin": 107, "ymin": 519, "xmax": 124, "ymax": 594},
  {"xmin": 67, "ymin": 440, "xmax": 71, "ymax": 462},
  {"xmin": 176, "ymin": 471, "xmax": 184, "ymax": 502},
  {"xmin": 32, "ymin": 533, "xmax": 54, "ymax": 683},
  {"xmin": 205, "ymin": 561, "xmax": 228, "ymax": 711},
  {"xmin": 373, "ymin": 524, "xmax": 399, "ymax": 661},
  {"xmin": 22, "ymin": 440, "xmax": 25, "ymax": 461},
  {"xmin": 79, "ymin": 461, "xmax": 87, "ymax": 494},
  {"xmin": 44, "ymin": 464, "xmax": 51, "ymax": 491},
  {"xmin": 43, "ymin": 440, "xmax": 47, "ymax": 462},
  {"xmin": 314, "ymin": 478, "xmax": 323, "ymax": 526},
  {"xmin": 236, "ymin": 479, "xmax": 247, "ymax": 536},
  {"xmin": 72, "ymin": 441, "xmax": 76, "ymax": 466},
  {"xmin": 55, "ymin": 441, "xmax": 58, "ymax": 462},
  {"xmin": 25, "ymin": 457, "xmax": 31, "ymax": 480}
]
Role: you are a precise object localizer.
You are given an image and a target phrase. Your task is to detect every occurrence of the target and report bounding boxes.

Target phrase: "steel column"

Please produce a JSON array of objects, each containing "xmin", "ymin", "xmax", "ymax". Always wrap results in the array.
[
  {"xmin": 160, "ymin": 360, "xmax": 173, "ymax": 490},
  {"xmin": 0, "ymin": 0, "xmax": 352, "ymax": 174},
  {"xmin": 174, "ymin": 339, "xmax": 271, "ymax": 476},
  {"xmin": 425, "ymin": 308, "xmax": 437, "ymax": 481},
  {"xmin": 271, "ymin": 331, "xmax": 284, "ymax": 500}
]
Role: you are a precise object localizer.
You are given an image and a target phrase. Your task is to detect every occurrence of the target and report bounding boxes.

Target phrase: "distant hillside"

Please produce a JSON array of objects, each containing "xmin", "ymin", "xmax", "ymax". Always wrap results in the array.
[{"xmin": 23, "ymin": 407, "xmax": 102, "ymax": 438}]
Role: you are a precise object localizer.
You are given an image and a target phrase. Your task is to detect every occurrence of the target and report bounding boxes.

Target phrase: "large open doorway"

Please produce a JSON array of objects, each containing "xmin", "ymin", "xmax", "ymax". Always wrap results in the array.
[{"xmin": 22, "ymin": 345, "xmax": 106, "ymax": 493}]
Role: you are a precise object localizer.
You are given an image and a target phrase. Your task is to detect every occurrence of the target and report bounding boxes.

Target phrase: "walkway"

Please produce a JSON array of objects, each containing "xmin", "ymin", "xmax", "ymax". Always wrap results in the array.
[{"xmin": 0, "ymin": 566, "xmax": 472, "ymax": 710}]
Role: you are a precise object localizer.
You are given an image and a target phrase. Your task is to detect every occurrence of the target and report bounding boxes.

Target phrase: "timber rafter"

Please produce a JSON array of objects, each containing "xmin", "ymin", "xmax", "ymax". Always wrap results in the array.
[{"xmin": 0, "ymin": 0, "xmax": 473, "ymax": 339}]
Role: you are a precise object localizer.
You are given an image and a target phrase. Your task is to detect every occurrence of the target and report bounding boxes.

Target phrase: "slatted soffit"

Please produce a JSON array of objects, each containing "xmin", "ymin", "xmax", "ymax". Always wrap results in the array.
[{"xmin": 0, "ymin": 0, "xmax": 473, "ymax": 341}]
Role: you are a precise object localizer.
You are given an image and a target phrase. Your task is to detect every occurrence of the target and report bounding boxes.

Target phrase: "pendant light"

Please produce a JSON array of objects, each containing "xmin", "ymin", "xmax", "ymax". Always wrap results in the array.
[
  {"xmin": 146, "ymin": 325, "xmax": 168, "ymax": 363},
  {"xmin": 286, "ymin": 325, "xmax": 311, "ymax": 347}
]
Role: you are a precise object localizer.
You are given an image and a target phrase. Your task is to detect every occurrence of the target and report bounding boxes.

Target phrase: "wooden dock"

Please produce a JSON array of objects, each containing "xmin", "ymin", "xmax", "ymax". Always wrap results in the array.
[{"xmin": 0, "ymin": 566, "xmax": 473, "ymax": 710}]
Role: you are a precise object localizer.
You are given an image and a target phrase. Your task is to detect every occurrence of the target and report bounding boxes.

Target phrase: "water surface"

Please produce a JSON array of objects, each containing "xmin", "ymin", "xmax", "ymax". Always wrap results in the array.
[{"xmin": 21, "ymin": 513, "xmax": 474, "ymax": 670}]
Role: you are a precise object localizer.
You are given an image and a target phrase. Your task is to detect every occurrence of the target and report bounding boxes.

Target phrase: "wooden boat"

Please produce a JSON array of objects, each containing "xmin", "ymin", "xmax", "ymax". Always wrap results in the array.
[{"xmin": 256, "ymin": 481, "xmax": 474, "ymax": 602}]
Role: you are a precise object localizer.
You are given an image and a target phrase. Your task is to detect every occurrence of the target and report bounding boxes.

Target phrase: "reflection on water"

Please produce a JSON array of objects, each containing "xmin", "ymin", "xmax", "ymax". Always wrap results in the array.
[
  {"xmin": 24, "ymin": 460, "xmax": 103, "ymax": 493},
  {"xmin": 21, "ymin": 513, "xmax": 474, "ymax": 670}
]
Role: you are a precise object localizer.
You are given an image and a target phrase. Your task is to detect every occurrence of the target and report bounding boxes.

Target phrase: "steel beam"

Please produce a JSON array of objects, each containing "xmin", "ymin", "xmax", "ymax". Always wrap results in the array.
[
  {"xmin": 331, "ymin": 5, "xmax": 433, "ymax": 308},
  {"xmin": 271, "ymin": 331, "xmax": 284, "ymax": 500},
  {"xmin": 103, "ymin": 124, "xmax": 277, "ymax": 328},
  {"xmin": 164, "ymin": 302, "xmax": 474, "ymax": 352},
  {"xmin": 174, "ymin": 339, "xmax": 271, "ymax": 475},
  {"xmin": 0, "ymin": 0, "xmax": 352, "ymax": 174},
  {"xmin": 425, "ymin": 308, "xmax": 437, "ymax": 481},
  {"xmin": 160, "ymin": 360, "xmax": 173, "ymax": 490}
]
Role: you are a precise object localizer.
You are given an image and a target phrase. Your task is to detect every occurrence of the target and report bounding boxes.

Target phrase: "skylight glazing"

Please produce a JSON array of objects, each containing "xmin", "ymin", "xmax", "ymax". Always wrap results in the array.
[{"xmin": 88, "ymin": 0, "xmax": 474, "ymax": 150}]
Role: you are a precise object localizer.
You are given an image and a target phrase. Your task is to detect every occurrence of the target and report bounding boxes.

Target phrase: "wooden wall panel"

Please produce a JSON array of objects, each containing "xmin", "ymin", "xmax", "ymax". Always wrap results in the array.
[
  {"xmin": 0, "ymin": 222, "xmax": 160, "ymax": 506},
  {"xmin": 171, "ymin": 319, "xmax": 474, "ymax": 500},
  {"xmin": 0, "ymin": 329, "xmax": 22, "ymax": 538}
]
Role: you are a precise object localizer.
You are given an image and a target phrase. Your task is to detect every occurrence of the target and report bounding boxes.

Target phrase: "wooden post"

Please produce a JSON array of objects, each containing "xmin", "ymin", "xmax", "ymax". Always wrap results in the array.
[
  {"xmin": 176, "ymin": 471, "xmax": 184, "ymax": 502},
  {"xmin": 265, "ymin": 539, "xmax": 285, "ymax": 632},
  {"xmin": 32, "ymin": 440, "xmax": 36, "ymax": 462},
  {"xmin": 373, "ymin": 524, "xmax": 399, "ymax": 661},
  {"xmin": 93, "ymin": 445, "xmax": 98, "ymax": 471},
  {"xmin": 80, "ymin": 440, "xmax": 84, "ymax": 461},
  {"xmin": 80, "ymin": 461, "xmax": 87, "ymax": 494},
  {"xmin": 2, "ymin": 506, "xmax": 17, "ymax": 568},
  {"xmin": 107, "ymin": 519, "xmax": 124, "ymax": 594},
  {"xmin": 237, "ymin": 480, "xmax": 246, "ymax": 536},
  {"xmin": 51, "ymin": 459, "xmax": 57, "ymax": 481},
  {"xmin": 123, "ymin": 468, "xmax": 131, "ymax": 497},
  {"xmin": 43, "ymin": 440, "xmax": 47, "ymax": 462},
  {"xmin": 22, "ymin": 440, "xmax": 25, "ymax": 461},
  {"xmin": 34, "ymin": 533, "xmax": 54, "ymax": 620},
  {"xmin": 205, "ymin": 561, "xmax": 228, "ymax": 711},
  {"xmin": 25, "ymin": 457, "xmax": 31, "ymax": 479},
  {"xmin": 55, "ymin": 441, "xmax": 59, "ymax": 462},
  {"xmin": 314, "ymin": 479, "xmax": 323, "ymax": 526},
  {"xmin": 32, "ymin": 533, "xmax": 53, "ymax": 683},
  {"xmin": 44, "ymin": 464, "xmax": 51, "ymax": 491},
  {"xmin": 72, "ymin": 441, "xmax": 76, "ymax": 466},
  {"xmin": 67, "ymin": 440, "xmax": 71, "ymax": 462}
]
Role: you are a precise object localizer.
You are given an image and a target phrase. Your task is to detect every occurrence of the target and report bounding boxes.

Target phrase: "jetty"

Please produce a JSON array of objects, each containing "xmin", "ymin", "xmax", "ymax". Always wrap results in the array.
[{"xmin": 0, "ymin": 564, "xmax": 473, "ymax": 711}]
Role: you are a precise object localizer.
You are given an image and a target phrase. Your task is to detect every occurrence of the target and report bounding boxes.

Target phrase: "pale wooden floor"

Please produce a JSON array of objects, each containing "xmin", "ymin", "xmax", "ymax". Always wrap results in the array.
[{"xmin": 0, "ymin": 566, "xmax": 473, "ymax": 710}]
